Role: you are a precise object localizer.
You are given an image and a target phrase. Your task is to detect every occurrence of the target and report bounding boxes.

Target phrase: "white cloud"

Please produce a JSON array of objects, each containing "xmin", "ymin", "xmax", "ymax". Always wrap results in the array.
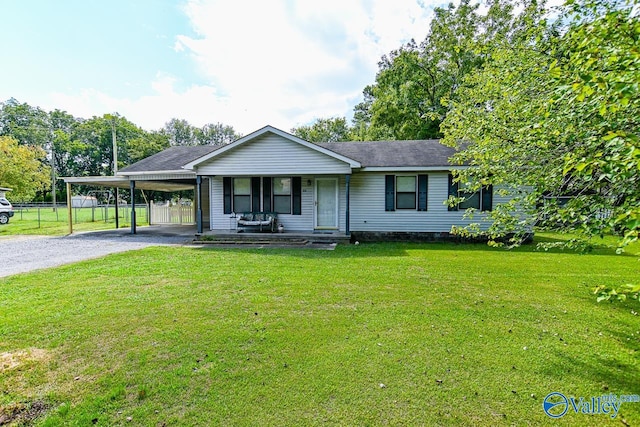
[
  {"xmin": 51, "ymin": 0, "xmax": 436, "ymax": 134},
  {"xmin": 170, "ymin": 0, "xmax": 434, "ymax": 133}
]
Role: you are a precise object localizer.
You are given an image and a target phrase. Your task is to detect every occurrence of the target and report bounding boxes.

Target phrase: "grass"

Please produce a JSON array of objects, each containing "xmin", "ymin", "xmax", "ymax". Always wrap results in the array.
[
  {"xmin": 0, "ymin": 236, "xmax": 638, "ymax": 425},
  {"xmin": 0, "ymin": 206, "xmax": 149, "ymax": 236}
]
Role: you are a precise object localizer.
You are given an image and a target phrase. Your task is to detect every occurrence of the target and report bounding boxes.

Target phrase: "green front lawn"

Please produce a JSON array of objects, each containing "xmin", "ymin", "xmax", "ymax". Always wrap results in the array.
[
  {"xmin": 0, "ymin": 238, "xmax": 638, "ymax": 425},
  {"xmin": 0, "ymin": 206, "xmax": 148, "ymax": 236}
]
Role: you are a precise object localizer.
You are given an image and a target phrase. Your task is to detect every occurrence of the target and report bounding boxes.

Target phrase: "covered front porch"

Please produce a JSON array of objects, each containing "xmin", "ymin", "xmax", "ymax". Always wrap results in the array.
[
  {"xmin": 183, "ymin": 126, "xmax": 361, "ymax": 237},
  {"xmin": 198, "ymin": 174, "xmax": 352, "ymax": 236}
]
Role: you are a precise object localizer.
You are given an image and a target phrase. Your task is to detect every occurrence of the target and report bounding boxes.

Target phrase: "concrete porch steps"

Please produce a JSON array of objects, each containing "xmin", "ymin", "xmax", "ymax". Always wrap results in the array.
[{"xmin": 194, "ymin": 231, "xmax": 350, "ymax": 248}]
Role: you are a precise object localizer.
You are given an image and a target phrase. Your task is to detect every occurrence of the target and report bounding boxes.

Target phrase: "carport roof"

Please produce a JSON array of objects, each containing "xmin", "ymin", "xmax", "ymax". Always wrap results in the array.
[
  {"xmin": 119, "ymin": 145, "xmax": 220, "ymax": 173},
  {"xmin": 60, "ymin": 176, "xmax": 195, "ymax": 191}
]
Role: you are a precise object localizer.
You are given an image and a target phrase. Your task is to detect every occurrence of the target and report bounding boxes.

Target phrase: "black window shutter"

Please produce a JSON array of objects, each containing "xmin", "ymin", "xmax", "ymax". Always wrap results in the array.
[
  {"xmin": 263, "ymin": 177, "xmax": 272, "ymax": 212},
  {"xmin": 385, "ymin": 175, "xmax": 395, "ymax": 211},
  {"xmin": 447, "ymin": 174, "xmax": 458, "ymax": 211},
  {"xmin": 223, "ymin": 177, "xmax": 232, "ymax": 214},
  {"xmin": 251, "ymin": 177, "xmax": 261, "ymax": 211},
  {"xmin": 482, "ymin": 185, "xmax": 493, "ymax": 211},
  {"xmin": 292, "ymin": 177, "xmax": 302, "ymax": 215},
  {"xmin": 418, "ymin": 174, "xmax": 428, "ymax": 211}
]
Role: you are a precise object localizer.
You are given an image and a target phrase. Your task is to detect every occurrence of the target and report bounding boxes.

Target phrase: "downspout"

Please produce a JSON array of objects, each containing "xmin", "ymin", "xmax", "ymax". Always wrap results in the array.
[{"xmin": 345, "ymin": 174, "xmax": 351, "ymax": 236}]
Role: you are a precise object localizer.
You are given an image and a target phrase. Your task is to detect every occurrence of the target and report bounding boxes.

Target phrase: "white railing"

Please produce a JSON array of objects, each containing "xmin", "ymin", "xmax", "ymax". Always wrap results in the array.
[{"xmin": 150, "ymin": 201, "xmax": 195, "ymax": 225}]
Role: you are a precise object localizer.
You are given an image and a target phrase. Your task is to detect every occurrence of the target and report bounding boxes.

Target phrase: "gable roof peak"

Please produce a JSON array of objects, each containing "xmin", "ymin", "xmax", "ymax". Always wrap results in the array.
[{"xmin": 181, "ymin": 124, "xmax": 361, "ymax": 170}]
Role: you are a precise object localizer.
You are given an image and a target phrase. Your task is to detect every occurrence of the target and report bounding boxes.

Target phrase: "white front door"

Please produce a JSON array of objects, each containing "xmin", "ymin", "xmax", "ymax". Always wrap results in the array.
[{"xmin": 315, "ymin": 178, "xmax": 338, "ymax": 229}]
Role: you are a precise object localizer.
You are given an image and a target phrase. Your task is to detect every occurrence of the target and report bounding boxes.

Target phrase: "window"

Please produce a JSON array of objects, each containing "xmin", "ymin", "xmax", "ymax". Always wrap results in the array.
[
  {"xmin": 458, "ymin": 189, "xmax": 480, "ymax": 210},
  {"xmin": 272, "ymin": 177, "xmax": 291, "ymax": 214},
  {"xmin": 223, "ymin": 177, "xmax": 302, "ymax": 215},
  {"xmin": 396, "ymin": 176, "xmax": 416, "ymax": 209},
  {"xmin": 385, "ymin": 175, "xmax": 428, "ymax": 211},
  {"xmin": 448, "ymin": 174, "xmax": 493, "ymax": 211},
  {"xmin": 233, "ymin": 178, "xmax": 251, "ymax": 213}
]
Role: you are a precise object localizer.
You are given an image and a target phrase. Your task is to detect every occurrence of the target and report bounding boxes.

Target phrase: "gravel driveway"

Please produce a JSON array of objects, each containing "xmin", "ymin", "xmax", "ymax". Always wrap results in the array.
[{"xmin": 0, "ymin": 226, "xmax": 197, "ymax": 278}]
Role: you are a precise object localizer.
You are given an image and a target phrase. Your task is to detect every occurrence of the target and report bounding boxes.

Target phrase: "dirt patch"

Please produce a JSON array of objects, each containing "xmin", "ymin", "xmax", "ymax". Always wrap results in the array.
[
  {"xmin": 0, "ymin": 348, "xmax": 49, "ymax": 373},
  {"xmin": 0, "ymin": 400, "xmax": 51, "ymax": 425}
]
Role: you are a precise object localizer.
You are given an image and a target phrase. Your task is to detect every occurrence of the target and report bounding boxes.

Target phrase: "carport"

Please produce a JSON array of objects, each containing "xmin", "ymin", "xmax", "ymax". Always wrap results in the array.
[
  {"xmin": 62, "ymin": 145, "xmax": 220, "ymax": 235},
  {"xmin": 61, "ymin": 174, "xmax": 199, "ymax": 235}
]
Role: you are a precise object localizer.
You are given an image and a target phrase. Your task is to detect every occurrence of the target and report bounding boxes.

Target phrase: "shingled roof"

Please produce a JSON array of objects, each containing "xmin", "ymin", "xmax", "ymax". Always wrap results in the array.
[
  {"xmin": 316, "ymin": 140, "xmax": 457, "ymax": 168},
  {"xmin": 120, "ymin": 145, "xmax": 221, "ymax": 173},
  {"xmin": 119, "ymin": 138, "xmax": 459, "ymax": 173}
]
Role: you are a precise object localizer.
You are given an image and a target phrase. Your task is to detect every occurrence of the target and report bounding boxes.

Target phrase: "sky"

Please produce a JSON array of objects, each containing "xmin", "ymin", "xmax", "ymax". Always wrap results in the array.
[{"xmin": 0, "ymin": 0, "xmax": 443, "ymax": 135}]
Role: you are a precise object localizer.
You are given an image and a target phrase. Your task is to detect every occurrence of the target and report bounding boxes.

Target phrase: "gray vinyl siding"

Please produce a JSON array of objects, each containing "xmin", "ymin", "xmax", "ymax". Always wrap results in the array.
[
  {"xmin": 349, "ymin": 172, "xmax": 508, "ymax": 233},
  {"xmin": 208, "ymin": 175, "xmax": 346, "ymax": 232},
  {"xmin": 196, "ymin": 134, "xmax": 352, "ymax": 176},
  {"xmin": 207, "ymin": 171, "xmax": 509, "ymax": 233}
]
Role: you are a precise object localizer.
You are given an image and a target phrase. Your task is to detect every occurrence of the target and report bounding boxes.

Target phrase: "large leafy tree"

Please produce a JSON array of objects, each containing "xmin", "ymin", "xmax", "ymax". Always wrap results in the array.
[
  {"xmin": 195, "ymin": 123, "xmax": 239, "ymax": 145},
  {"xmin": 163, "ymin": 118, "xmax": 195, "ymax": 146},
  {"xmin": 163, "ymin": 118, "xmax": 240, "ymax": 146},
  {"xmin": 127, "ymin": 130, "xmax": 170, "ymax": 164},
  {"xmin": 71, "ymin": 114, "xmax": 147, "ymax": 176},
  {"xmin": 555, "ymin": 0, "xmax": 640, "ymax": 251},
  {"xmin": 48, "ymin": 109, "xmax": 82, "ymax": 195},
  {"xmin": 353, "ymin": 0, "xmax": 514, "ymax": 141},
  {"xmin": 0, "ymin": 136, "xmax": 50, "ymax": 201},
  {"xmin": 440, "ymin": 0, "xmax": 639, "ymax": 258},
  {"xmin": 440, "ymin": 1, "xmax": 556, "ymax": 242},
  {"xmin": 291, "ymin": 117, "xmax": 352, "ymax": 143},
  {"xmin": 0, "ymin": 98, "xmax": 50, "ymax": 148}
]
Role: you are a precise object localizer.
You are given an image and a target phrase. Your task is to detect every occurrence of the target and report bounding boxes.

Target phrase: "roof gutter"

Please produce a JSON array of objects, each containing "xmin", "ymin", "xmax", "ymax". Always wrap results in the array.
[
  {"xmin": 116, "ymin": 170, "xmax": 195, "ymax": 176},
  {"xmin": 359, "ymin": 165, "xmax": 468, "ymax": 172}
]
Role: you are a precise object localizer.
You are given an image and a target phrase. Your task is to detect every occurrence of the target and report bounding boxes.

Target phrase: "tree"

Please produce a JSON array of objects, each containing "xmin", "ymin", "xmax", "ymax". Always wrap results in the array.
[
  {"xmin": 163, "ymin": 118, "xmax": 195, "ymax": 146},
  {"xmin": 441, "ymin": 0, "xmax": 639, "ymax": 256},
  {"xmin": 291, "ymin": 117, "xmax": 352, "ymax": 142},
  {"xmin": 0, "ymin": 136, "xmax": 50, "ymax": 201},
  {"xmin": 163, "ymin": 118, "xmax": 240, "ymax": 146},
  {"xmin": 127, "ymin": 130, "xmax": 170, "ymax": 164},
  {"xmin": 0, "ymin": 98, "xmax": 50, "ymax": 148},
  {"xmin": 440, "ymin": 0, "xmax": 556, "ymax": 244},
  {"xmin": 194, "ymin": 123, "xmax": 240, "ymax": 145},
  {"xmin": 553, "ymin": 0, "xmax": 640, "ymax": 252},
  {"xmin": 48, "ymin": 109, "xmax": 81, "ymax": 198},
  {"xmin": 353, "ymin": 0, "xmax": 512, "ymax": 141},
  {"xmin": 71, "ymin": 114, "xmax": 146, "ymax": 176}
]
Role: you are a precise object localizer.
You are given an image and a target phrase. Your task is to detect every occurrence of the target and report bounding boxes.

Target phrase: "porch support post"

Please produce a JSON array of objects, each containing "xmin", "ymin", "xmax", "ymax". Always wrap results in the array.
[
  {"xmin": 345, "ymin": 174, "xmax": 351, "ymax": 236},
  {"xmin": 114, "ymin": 188, "xmax": 119, "ymax": 229},
  {"xmin": 66, "ymin": 182, "xmax": 73, "ymax": 235},
  {"xmin": 130, "ymin": 180, "xmax": 137, "ymax": 234},
  {"xmin": 196, "ymin": 175, "xmax": 203, "ymax": 234}
]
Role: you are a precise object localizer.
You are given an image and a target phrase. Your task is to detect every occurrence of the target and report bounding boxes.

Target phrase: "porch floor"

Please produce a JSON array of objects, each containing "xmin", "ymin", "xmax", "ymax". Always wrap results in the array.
[{"xmin": 195, "ymin": 230, "xmax": 351, "ymax": 248}]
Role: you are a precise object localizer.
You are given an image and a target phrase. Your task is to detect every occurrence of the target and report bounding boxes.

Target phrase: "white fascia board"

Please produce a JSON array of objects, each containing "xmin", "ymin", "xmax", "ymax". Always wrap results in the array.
[
  {"xmin": 182, "ymin": 125, "xmax": 361, "ymax": 170},
  {"xmin": 117, "ymin": 170, "xmax": 195, "ymax": 177},
  {"xmin": 359, "ymin": 165, "xmax": 468, "ymax": 172},
  {"xmin": 61, "ymin": 176, "xmax": 129, "ymax": 184}
]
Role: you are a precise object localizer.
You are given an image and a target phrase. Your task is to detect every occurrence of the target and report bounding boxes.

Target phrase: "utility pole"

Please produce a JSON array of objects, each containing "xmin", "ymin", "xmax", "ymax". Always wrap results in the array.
[
  {"xmin": 111, "ymin": 116, "xmax": 118, "ymax": 175},
  {"xmin": 111, "ymin": 116, "xmax": 119, "ymax": 229}
]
